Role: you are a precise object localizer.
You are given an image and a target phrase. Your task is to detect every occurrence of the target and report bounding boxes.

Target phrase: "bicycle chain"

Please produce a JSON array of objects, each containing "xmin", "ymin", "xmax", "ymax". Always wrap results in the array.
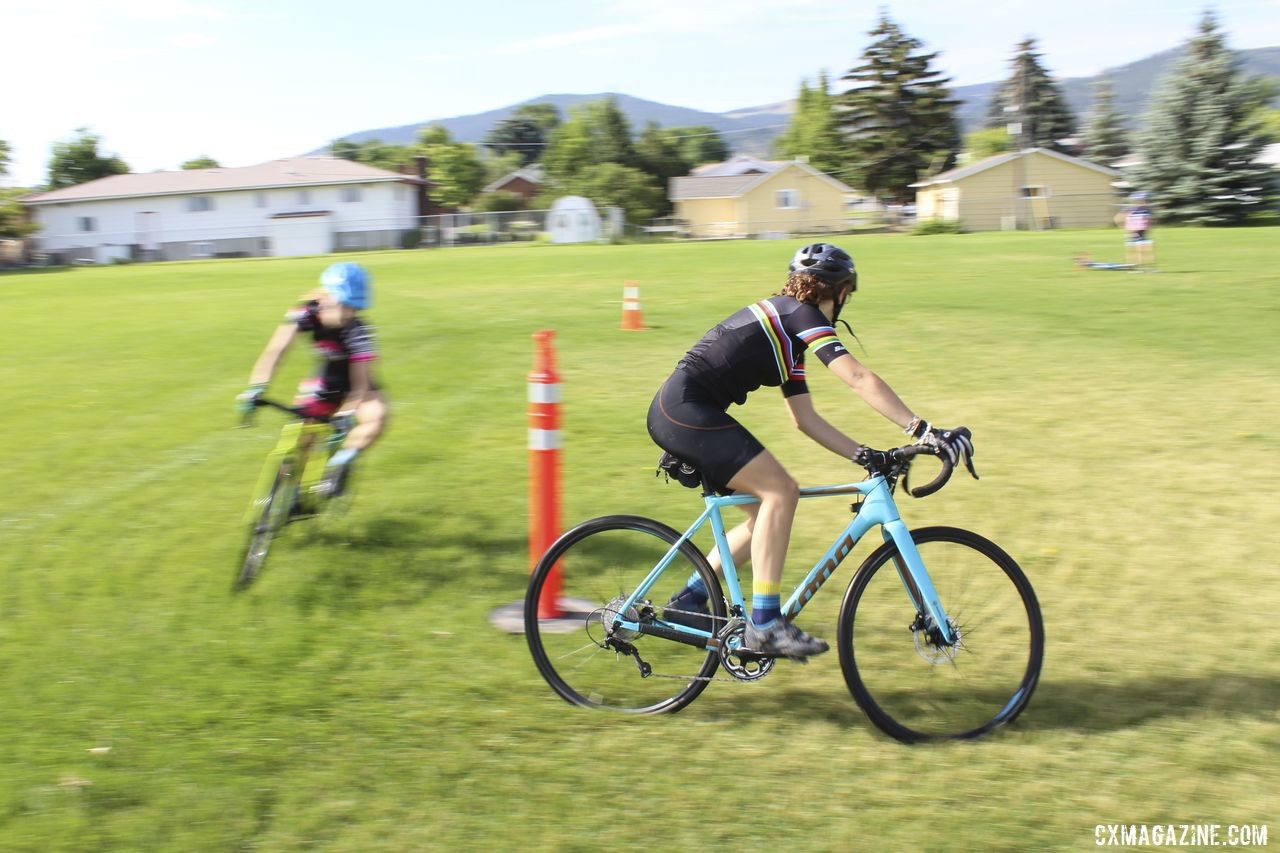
[{"xmin": 635, "ymin": 607, "xmax": 765, "ymax": 685}]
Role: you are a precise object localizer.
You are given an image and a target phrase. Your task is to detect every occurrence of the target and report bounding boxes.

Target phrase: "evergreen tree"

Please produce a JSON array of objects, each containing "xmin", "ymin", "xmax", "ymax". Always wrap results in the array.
[
  {"xmin": 774, "ymin": 71, "xmax": 845, "ymax": 175},
  {"xmin": 839, "ymin": 12, "xmax": 960, "ymax": 200},
  {"xmin": 1080, "ymin": 77, "xmax": 1129, "ymax": 164},
  {"xmin": 985, "ymin": 38, "xmax": 1076, "ymax": 151},
  {"xmin": 1132, "ymin": 11, "xmax": 1276, "ymax": 224}
]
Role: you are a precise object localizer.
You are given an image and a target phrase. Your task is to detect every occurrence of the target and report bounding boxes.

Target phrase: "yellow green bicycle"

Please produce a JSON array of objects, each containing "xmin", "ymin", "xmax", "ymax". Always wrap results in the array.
[{"xmin": 236, "ymin": 398, "xmax": 348, "ymax": 590}]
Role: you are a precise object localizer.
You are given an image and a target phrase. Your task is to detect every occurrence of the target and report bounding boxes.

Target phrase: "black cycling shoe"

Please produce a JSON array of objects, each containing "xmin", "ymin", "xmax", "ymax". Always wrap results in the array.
[
  {"xmin": 741, "ymin": 619, "xmax": 830, "ymax": 661},
  {"xmin": 663, "ymin": 595, "xmax": 713, "ymax": 634}
]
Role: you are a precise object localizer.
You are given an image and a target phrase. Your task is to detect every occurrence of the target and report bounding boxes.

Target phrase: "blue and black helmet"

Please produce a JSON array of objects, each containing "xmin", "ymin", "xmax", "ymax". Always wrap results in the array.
[
  {"xmin": 320, "ymin": 262, "xmax": 371, "ymax": 310},
  {"xmin": 789, "ymin": 243, "xmax": 857, "ymax": 292}
]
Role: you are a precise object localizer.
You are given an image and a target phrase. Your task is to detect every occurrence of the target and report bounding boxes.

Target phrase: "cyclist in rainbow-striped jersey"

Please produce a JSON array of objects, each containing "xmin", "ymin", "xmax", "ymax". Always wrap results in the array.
[{"xmin": 649, "ymin": 243, "xmax": 972, "ymax": 660}]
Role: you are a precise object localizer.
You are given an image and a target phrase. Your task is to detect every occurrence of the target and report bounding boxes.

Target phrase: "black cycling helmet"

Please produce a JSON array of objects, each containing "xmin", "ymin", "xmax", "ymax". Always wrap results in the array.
[{"xmin": 788, "ymin": 243, "xmax": 857, "ymax": 292}]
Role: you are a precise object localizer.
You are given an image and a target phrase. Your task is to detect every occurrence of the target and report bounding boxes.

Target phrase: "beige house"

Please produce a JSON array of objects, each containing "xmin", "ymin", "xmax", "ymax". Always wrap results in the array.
[
  {"xmin": 910, "ymin": 148, "xmax": 1119, "ymax": 231},
  {"xmin": 670, "ymin": 156, "xmax": 855, "ymax": 238}
]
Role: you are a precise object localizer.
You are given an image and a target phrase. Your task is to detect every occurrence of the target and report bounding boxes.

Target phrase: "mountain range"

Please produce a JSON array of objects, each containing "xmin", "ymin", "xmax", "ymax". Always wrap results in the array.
[{"xmin": 329, "ymin": 46, "xmax": 1280, "ymax": 158}]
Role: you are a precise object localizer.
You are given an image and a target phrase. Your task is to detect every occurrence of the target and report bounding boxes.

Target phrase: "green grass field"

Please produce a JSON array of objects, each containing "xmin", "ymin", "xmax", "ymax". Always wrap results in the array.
[{"xmin": 2, "ymin": 228, "xmax": 1277, "ymax": 850}]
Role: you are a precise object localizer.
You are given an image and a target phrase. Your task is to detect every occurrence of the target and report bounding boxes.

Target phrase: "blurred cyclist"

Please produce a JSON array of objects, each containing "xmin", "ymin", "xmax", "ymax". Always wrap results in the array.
[
  {"xmin": 237, "ymin": 262, "xmax": 388, "ymax": 496},
  {"xmin": 649, "ymin": 243, "xmax": 972, "ymax": 660}
]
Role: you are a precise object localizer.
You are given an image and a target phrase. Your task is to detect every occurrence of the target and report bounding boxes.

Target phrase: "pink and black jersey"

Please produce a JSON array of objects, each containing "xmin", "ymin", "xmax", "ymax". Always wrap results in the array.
[
  {"xmin": 286, "ymin": 300, "xmax": 378, "ymax": 401},
  {"xmin": 677, "ymin": 295, "xmax": 848, "ymax": 409}
]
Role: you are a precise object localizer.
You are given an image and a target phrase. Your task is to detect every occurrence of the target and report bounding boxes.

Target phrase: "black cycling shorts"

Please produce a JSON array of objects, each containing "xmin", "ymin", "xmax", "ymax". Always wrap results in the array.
[{"xmin": 647, "ymin": 369, "xmax": 764, "ymax": 493}]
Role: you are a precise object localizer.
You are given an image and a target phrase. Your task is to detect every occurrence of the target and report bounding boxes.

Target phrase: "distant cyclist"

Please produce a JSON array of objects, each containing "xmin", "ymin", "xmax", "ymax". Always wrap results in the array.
[
  {"xmin": 649, "ymin": 243, "xmax": 973, "ymax": 660},
  {"xmin": 237, "ymin": 262, "xmax": 388, "ymax": 495}
]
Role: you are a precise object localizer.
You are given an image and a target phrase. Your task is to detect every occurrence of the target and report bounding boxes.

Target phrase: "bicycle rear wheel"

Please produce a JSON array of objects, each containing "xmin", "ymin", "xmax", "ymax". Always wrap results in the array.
[
  {"xmin": 236, "ymin": 458, "xmax": 298, "ymax": 591},
  {"xmin": 525, "ymin": 515, "xmax": 726, "ymax": 714},
  {"xmin": 837, "ymin": 526, "xmax": 1043, "ymax": 742}
]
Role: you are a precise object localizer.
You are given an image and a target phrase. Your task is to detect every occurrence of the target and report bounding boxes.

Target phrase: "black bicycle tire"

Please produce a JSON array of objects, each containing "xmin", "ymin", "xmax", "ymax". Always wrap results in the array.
[
  {"xmin": 525, "ymin": 514, "xmax": 726, "ymax": 714},
  {"xmin": 836, "ymin": 526, "xmax": 1044, "ymax": 743},
  {"xmin": 235, "ymin": 458, "xmax": 297, "ymax": 591}
]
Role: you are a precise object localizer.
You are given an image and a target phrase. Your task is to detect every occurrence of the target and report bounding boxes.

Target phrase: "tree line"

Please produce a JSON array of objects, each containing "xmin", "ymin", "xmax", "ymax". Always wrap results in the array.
[{"xmin": 1, "ymin": 8, "xmax": 1275, "ymax": 238}]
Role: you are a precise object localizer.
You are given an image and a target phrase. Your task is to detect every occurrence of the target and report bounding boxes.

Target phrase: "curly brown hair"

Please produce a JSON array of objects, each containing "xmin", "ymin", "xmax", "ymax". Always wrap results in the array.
[{"xmin": 779, "ymin": 271, "xmax": 841, "ymax": 305}]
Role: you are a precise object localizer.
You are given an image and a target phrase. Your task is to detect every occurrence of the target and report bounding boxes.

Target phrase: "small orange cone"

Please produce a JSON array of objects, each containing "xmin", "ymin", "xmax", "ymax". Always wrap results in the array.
[{"xmin": 621, "ymin": 281, "xmax": 646, "ymax": 331}]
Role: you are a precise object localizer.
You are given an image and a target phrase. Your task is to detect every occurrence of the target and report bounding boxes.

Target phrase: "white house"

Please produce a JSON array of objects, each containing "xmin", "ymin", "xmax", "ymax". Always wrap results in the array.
[{"xmin": 21, "ymin": 156, "xmax": 432, "ymax": 263}]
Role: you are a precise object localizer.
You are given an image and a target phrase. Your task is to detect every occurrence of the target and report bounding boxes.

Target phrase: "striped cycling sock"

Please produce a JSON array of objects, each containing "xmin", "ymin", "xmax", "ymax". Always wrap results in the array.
[
  {"xmin": 329, "ymin": 447, "xmax": 359, "ymax": 469},
  {"xmin": 751, "ymin": 579, "xmax": 782, "ymax": 627},
  {"xmin": 671, "ymin": 573, "xmax": 709, "ymax": 608}
]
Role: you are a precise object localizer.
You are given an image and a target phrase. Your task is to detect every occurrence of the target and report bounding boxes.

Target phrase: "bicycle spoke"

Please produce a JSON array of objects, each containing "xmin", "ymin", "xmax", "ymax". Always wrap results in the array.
[
  {"xmin": 525, "ymin": 516, "xmax": 726, "ymax": 713},
  {"xmin": 839, "ymin": 527, "xmax": 1043, "ymax": 742}
]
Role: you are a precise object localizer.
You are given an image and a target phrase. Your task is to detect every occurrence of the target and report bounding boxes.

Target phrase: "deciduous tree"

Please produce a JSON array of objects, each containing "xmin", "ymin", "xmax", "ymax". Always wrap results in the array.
[
  {"xmin": 774, "ymin": 71, "xmax": 845, "ymax": 175},
  {"xmin": 46, "ymin": 128, "xmax": 128, "ymax": 190}
]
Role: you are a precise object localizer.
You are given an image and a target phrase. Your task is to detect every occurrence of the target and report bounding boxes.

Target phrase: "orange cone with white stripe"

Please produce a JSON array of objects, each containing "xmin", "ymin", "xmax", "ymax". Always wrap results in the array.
[
  {"xmin": 621, "ymin": 281, "xmax": 646, "ymax": 330},
  {"xmin": 528, "ymin": 330, "xmax": 563, "ymax": 618}
]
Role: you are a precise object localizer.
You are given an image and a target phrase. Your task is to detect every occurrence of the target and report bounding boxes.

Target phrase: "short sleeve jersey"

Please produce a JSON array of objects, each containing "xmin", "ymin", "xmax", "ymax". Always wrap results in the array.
[
  {"xmin": 286, "ymin": 300, "xmax": 377, "ymax": 394},
  {"xmin": 677, "ymin": 295, "xmax": 849, "ymax": 409}
]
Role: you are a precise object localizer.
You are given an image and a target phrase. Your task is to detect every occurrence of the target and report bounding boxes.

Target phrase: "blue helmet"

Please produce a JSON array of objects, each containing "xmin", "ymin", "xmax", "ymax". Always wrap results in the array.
[{"xmin": 320, "ymin": 262, "xmax": 371, "ymax": 309}]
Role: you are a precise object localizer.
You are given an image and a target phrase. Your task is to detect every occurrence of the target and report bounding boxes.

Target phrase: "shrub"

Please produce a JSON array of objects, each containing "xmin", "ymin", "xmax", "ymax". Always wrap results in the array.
[{"xmin": 912, "ymin": 219, "xmax": 965, "ymax": 235}]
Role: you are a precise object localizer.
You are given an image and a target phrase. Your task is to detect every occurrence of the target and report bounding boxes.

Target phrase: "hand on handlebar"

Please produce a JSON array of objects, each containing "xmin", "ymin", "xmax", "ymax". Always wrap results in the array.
[
  {"xmin": 851, "ymin": 445, "xmax": 893, "ymax": 471},
  {"xmin": 914, "ymin": 423, "xmax": 975, "ymax": 469},
  {"xmin": 236, "ymin": 383, "xmax": 267, "ymax": 423}
]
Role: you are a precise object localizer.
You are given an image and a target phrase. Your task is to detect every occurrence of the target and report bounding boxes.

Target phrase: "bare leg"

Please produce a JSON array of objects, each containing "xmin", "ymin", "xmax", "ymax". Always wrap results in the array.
[
  {"xmin": 344, "ymin": 391, "xmax": 388, "ymax": 451},
  {"xmin": 707, "ymin": 504, "xmax": 758, "ymax": 576},
  {"xmin": 724, "ymin": 450, "xmax": 799, "ymax": 588}
]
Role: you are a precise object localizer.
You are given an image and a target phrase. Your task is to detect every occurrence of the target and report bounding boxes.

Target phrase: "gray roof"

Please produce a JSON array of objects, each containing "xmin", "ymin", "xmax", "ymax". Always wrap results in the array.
[
  {"xmin": 910, "ymin": 147, "xmax": 1118, "ymax": 188},
  {"xmin": 672, "ymin": 160, "xmax": 855, "ymax": 200},
  {"xmin": 689, "ymin": 155, "xmax": 786, "ymax": 177},
  {"xmin": 481, "ymin": 163, "xmax": 544, "ymax": 194},
  {"xmin": 23, "ymin": 156, "xmax": 423, "ymax": 205},
  {"xmin": 670, "ymin": 174, "xmax": 766, "ymax": 199}
]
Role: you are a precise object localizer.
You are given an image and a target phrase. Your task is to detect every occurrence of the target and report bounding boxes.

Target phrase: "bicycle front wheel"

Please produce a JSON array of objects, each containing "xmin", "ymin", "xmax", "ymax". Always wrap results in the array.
[
  {"xmin": 236, "ymin": 458, "xmax": 298, "ymax": 591},
  {"xmin": 525, "ymin": 515, "xmax": 726, "ymax": 714},
  {"xmin": 837, "ymin": 526, "xmax": 1043, "ymax": 742}
]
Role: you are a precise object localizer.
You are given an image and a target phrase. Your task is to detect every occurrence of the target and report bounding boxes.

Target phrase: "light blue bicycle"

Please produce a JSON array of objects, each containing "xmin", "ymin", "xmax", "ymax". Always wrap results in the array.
[{"xmin": 525, "ymin": 442, "xmax": 1043, "ymax": 742}]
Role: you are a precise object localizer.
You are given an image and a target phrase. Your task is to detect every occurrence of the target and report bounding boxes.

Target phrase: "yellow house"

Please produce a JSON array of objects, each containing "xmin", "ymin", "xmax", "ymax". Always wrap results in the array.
[
  {"xmin": 670, "ymin": 157, "xmax": 854, "ymax": 238},
  {"xmin": 911, "ymin": 148, "xmax": 1119, "ymax": 231}
]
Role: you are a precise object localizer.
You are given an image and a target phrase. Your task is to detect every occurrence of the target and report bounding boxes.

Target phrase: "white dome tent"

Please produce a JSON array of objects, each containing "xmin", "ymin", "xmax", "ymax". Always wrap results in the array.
[{"xmin": 547, "ymin": 196, "xmax": 602, "ymax": 244}]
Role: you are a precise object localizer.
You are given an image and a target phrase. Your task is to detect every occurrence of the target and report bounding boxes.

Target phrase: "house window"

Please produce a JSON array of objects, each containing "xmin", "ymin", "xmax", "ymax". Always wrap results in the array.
[
  {"xmin": 77, "ymin": 216, "xmax": 97, "ymax": 232},
  {"xmin": 297, "ymin": 190, "xmax": 311, "ymax": 205},
  {"xmin": 187, "ymin": 196, "xmax": 215, "ymax": 212},
  {"xmin": 776, "ymin": 189, "xmax": 799, "ymax": 209},
  {"xmin": 191, "ymin": 241, "xmax": 214, "ymax": 258},
  {"xmin": 254, "ymin": 192, "xmax": 268, "ymax": 208},
  {"xmin": 1020, "ymin": 185, "xmax": 1049, "ymax": 198},
  {"xmin": 341, "ymin": 186, "xmax": 362, "ymax": 203}
]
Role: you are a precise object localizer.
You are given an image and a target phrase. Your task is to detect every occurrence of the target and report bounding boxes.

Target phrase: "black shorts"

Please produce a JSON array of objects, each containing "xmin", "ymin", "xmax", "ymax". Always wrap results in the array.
[{"xmin": 647, "ymin": 369, "xmax": 764, "ymax": 493}]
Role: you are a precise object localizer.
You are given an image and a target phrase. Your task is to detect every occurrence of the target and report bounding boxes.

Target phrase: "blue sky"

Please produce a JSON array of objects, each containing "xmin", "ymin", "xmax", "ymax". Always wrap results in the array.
[{"xmin": 3, "ymin": 0, "xmax": 1278, "ymax": 187}]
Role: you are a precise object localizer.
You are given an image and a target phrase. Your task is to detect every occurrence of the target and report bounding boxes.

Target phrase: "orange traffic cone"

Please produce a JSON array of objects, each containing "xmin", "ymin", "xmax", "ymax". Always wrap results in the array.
[{"xmin": 621, "ymin": 281, "xmax": 646, "ymax": 331}]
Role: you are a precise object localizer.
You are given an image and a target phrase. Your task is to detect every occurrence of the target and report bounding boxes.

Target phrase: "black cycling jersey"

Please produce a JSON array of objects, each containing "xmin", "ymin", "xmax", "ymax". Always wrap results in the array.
[
  {"xmin": 648, "ymin": 295, "xmax": 850, "ymax": 492},
  {"xmin": 676, "ymin": 295, "xmax": 849, "ymax": 409},
  {"xmin": 287, "ymin": 300, "xmax": 378, "ymax": 400}
]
